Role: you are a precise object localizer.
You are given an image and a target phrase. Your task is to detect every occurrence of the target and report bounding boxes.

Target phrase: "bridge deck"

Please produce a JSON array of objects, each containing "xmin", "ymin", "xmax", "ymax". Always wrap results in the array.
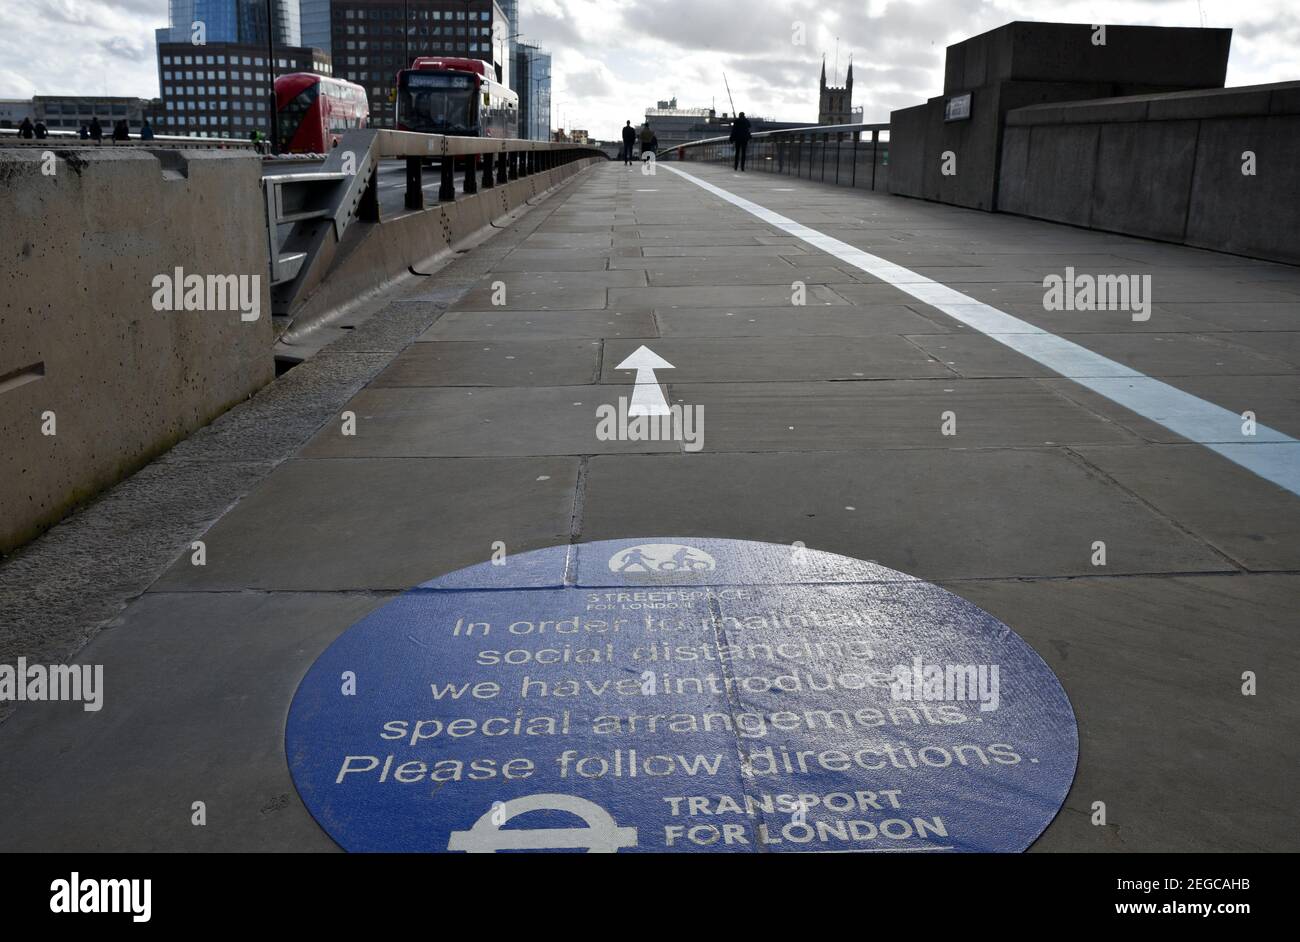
[{"xmin": 1, "ymin": 161, "xmax": 1297, "ymax": 851}]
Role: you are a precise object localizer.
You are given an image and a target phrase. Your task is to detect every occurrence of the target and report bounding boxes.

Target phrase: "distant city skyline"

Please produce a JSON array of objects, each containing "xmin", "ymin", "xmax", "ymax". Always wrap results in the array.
[{"xmin": 1, "ymin": 0, "xmax": 1297, "ymax": 140}]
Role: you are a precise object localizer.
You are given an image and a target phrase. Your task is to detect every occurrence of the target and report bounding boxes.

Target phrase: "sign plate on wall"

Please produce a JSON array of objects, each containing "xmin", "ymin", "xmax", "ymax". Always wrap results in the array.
[{"xmin": 945, "ymin": 93, "xmax": 973, "ymax": 121}]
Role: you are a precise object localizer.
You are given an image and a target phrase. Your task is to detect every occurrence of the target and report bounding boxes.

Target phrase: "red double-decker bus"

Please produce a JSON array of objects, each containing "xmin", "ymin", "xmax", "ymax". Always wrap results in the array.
[
  {"xmin": 394, "ymin": 57, "xmax": 518, "ymax": 138},
  {"xmin": 275, "ymin": 73, "xmax": 369, "ymax": 154}
]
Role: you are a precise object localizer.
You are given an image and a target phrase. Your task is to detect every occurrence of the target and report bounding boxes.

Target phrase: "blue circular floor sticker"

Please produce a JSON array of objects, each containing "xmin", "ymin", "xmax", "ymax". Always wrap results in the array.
[{"xmin": 286, "ymin": 538, "xmax": 1078, "ymax": 853}]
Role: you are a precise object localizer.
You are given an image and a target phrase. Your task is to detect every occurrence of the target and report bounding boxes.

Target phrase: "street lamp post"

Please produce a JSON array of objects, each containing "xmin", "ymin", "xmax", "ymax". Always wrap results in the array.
[{"xmin": 264, "ymin": 0, "xmax": 277, "ymax": 153}]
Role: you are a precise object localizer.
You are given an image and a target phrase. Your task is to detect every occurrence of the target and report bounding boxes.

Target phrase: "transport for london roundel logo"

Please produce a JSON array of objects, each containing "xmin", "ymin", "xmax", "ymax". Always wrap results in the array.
[{"xmin": 285, "ymin": 538, "xmax": 1078, "ymax": 852}]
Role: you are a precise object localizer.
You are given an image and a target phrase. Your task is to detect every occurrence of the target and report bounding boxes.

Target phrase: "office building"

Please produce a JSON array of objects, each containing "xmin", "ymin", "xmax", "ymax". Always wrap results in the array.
[
  {"xmin": 326, "ymin": 0, "xmax": 510, "ymax": 128},
  {"xmin": 515, "ymin": 41, "xmax": 550, "ymax": 140},
  {"xmin": 0, "ymin": 99, "xmax": 34, "ymax": 129},
  {"xmin": 156, "ymin": 0, "xmax": 300, "ymax": 45},
  {"xmin": 154, "ymin": 42, "xmax": 330, "ymax": 138},
  {"xmin": 30, "ymin": 97, "xmax": 155, "ymax": 134},
  {"xmin": 498, "ymin": 0, "xmax": 518, "ymax": 86},
  {"xmin": 300, "ymin": 0, "xmax": 333, "ymax": 54}
]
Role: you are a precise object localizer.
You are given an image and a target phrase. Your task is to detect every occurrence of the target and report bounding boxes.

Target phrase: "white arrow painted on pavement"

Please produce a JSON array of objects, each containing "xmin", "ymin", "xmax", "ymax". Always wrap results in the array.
[{"xmin": 615, "ymin": 345, "xmax": 674, "ymax": 416}]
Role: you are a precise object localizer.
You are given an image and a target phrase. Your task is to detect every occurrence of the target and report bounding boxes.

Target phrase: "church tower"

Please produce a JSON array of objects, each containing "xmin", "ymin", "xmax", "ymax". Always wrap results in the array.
[{"xmin": 818, "ymin": 56, "xmax": 854, "ymax": 125}]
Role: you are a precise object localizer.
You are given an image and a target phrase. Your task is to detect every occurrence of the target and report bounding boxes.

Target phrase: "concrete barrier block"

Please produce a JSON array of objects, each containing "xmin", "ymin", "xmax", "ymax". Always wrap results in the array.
[{"xmin": 0, "ymin": 148, "xmax": 273, "ymax": 553}]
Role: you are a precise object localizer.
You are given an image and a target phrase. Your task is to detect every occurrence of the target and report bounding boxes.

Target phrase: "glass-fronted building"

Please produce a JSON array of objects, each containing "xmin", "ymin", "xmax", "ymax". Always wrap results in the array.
[
  {"xmin": 515, "ymin": 42, "xmax": 550, "ymax": 140},
  {"xmin": 300, "ymin": 0, "xmax": 333, "ymax": 54}
]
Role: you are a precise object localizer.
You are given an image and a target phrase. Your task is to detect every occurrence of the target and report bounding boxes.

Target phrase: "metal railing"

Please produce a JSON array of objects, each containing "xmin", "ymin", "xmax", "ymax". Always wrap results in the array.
[
  {"xmin": 264, "ymin": 128, "xmax": 606, "ymax": 317},
  {"xmin": 664, "ymin": 122, "xmax": 891, "ymax": 191}
]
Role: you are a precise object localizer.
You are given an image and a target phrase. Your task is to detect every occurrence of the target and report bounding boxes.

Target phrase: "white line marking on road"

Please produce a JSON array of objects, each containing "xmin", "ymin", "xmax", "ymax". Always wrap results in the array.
[{"xmin": 661, "ymin": 164, "xmax": 1300, "ymax": 497}]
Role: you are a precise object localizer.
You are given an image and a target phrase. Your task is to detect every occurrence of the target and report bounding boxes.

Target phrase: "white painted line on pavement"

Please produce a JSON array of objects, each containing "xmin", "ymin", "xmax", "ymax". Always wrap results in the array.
[{"xmin": 661, "ymin": 164, "xmax": 1300, "ymax": 497}]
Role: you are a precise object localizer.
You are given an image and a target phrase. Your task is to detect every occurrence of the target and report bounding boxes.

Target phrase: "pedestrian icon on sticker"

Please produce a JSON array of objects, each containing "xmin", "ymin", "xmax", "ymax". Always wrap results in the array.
[
  {"xmin": 609, "ymin": 543, "xmax": 716, "ymax": 574},
  {"xmin": 448, "ymin": 794, "xmax": 638, "ymax": 853}
]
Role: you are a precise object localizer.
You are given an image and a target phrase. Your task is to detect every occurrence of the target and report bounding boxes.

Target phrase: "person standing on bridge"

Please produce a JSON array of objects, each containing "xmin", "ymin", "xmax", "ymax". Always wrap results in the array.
[
  {"xmin": 17, "ymin": 117, "xmax": 34, "ymax": 139},
  {"xmin": 88, "ymin": 116, "xmax": 102, "ymax": 144},
  {"xmin": 730, "ymin": 111, "xmax": 752, "ymax": 172},
  {"xmin": 621, "ymin": 120, "xmax": 636, "ymax": 166},
  {"xmin": 33, "ymin": 120, "xmax": 48, "ymax": 139},
  {"xmin": 140, "ymin": 119, "xmax": 155, "ymax": 141}
]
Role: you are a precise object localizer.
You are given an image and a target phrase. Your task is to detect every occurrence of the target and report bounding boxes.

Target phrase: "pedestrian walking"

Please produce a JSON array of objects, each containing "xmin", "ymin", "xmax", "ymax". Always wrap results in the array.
[
  {"xmin": 112, "ymin": 120, "xmax": 129, "ymax": 143},
  {"xmin": 140, "ymin": 119, "xmax": 155, "ymax": 141},
  {"xmin": 639, "ymin": 123, "xmax": 653, "ymax": 159},
  {"xmin": 78, "ymin": 124, "xmax": 89, "ymax": 140},
  {"xmin": 18, "ymin": 116, "xmax": 34, "ymax": 139},
  {"xmin": 621, "ymin": 120, "xmax": 635, "ymax": 166},
  {"xmin": 33, "ymin": 121, "xmax": 48, "ymax": 139},
  {"xmin": 88, "ymin": 116, "xmax": 102, "ymax": 143},
  {"xmin": 730, "ymin": 111, "xmax": 752, "ymax": 172}
]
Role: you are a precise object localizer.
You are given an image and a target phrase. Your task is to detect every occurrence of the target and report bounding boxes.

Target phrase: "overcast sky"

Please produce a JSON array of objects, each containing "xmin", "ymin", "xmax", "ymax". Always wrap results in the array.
[{"xmin": 1, "ymin": 0, "xmax": 1296, "ymax": 139}]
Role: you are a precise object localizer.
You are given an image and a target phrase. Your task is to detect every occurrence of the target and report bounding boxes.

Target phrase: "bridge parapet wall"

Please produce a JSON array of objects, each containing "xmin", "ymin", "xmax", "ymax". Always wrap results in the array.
[
  {"xmin": 998, "ymin": 82, "xmax": 1300, "ymax": 264},
  {"xmin": 0, "ymin": 148, "xmax": 274, "ymax": 553}
]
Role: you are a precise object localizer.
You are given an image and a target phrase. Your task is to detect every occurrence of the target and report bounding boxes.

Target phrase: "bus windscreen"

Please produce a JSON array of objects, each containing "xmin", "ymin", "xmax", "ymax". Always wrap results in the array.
[
  {"xmin": 400, "ymin": 72, "xmax": 475, "ymax": 134},
  {"xmin": 278, "ymin": 82, "xmax": 319, "ymax": 151}
]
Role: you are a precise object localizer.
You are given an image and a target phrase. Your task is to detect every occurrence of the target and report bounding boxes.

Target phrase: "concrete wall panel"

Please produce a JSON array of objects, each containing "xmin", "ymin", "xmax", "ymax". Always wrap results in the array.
[
  {"xmin": 1091, "ymin": 120, "xmax": 1198, "ymax": 241},
  {"xmin": 1186, "ymin": 116, "xmax": 1300, "ymax": 264},
  {"xmin": 1006, "ymin": 123, "xmax": 1099, "ymax": 225},
  {"xmin": 886, "ymin": 103, "xmax": 930, "ymax": 199}
]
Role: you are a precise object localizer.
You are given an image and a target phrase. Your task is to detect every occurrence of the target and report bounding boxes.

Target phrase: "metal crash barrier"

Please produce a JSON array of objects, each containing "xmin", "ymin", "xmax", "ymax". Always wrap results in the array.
[{"xmin": 666, "ymin": 122, "xmax": 891, "ymax": 191}]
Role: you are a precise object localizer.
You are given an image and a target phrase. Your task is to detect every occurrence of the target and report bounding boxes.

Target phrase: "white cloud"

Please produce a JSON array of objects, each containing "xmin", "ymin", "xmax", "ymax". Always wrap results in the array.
[{"xmin": 0, "ymin": 0, "xmax": 1294, "ymax": 139}]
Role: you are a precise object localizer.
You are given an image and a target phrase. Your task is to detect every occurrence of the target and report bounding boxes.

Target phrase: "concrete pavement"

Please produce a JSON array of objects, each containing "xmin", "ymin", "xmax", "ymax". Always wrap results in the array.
[{"xmin": 1, "ymin": 160, "xmax": 1297, "ymax": 851}]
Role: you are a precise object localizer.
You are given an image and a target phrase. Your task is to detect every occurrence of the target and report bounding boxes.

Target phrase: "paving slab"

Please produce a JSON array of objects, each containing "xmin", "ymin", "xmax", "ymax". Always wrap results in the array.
[
  {"xmin": 943, "ymin": 574, "xmax": 1300, "ymax": 852},
  {"xmin": 152, "ymin": 456, "xmax": 579, "ymax": 591},
  {"xmin": 450, "ymin": 284, "xmax": 610, "ymax": 311},
  {"xmin": 1071, "ymin": 443, "xmax": 1300, "ymax": 570},
  {"xmin": 473, "ymin": 269, "xmax": 648, "ymax": 291},
  {"xmin": 666, "ymin": 379, "xmax": 1139, "ymax": 451},
  {"xmin": 0, "ymin": 591, "xmax": 386, "ymax": 851},
  {"xmin": 372, "ymin": 339, "xmax": 603, "ymax": 387},
  {"xmin": 602, "ymin": 337, "xmax": 953, "ymax": 383},
  {"xmin": 420, "ymin": 309, "xmax": 657, "ymax": 341},
  {"xmin": 609, "ymin": 284, "xmax": 850, "ymax": 308},
  {"xmin": 647, "ymin": 266, "xmax": 855, "ymax": 286},
  {"xmin": 298, "ymin": 386, "xmax": 681, "ymax": 458},
  {"xmin": 578, "ymin": 451, "xmax": 1229, "ymax": 581},
  {"xmin": 655, "ymin": 304, "xmax": 954, "ymax": 337}
]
